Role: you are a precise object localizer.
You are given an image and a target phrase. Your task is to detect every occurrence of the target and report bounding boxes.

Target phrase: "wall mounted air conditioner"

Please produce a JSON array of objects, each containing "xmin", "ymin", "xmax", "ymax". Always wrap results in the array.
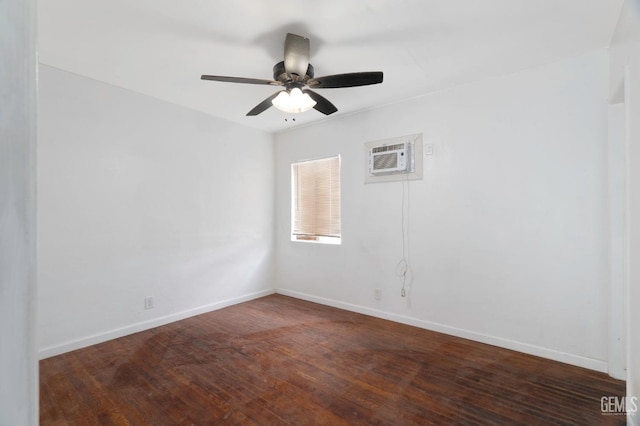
[{"xmin": 368, "ymin": 142, "xmax": 412, "ymax": 175}]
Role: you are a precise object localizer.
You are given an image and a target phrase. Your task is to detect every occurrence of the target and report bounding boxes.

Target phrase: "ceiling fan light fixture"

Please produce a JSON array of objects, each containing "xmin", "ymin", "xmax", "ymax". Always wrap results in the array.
[{"xmin": 272, "ymin": 88, "xmax": 316, "ymax": 114}]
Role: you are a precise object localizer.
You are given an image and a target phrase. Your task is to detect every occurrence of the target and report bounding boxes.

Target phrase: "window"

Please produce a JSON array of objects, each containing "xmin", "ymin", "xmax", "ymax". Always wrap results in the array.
[{"xmin": 291, "ymin": 155, "xmax": 341, "ymax": 244}]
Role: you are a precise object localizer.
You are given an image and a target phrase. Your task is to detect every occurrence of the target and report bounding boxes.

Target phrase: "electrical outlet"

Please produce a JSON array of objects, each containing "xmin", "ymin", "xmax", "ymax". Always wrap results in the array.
[
  {"xmin": 144, "ymin": 296, "xmax": 154, "ymax": 310},
  {"xmin": 375, "ymin": 289, "xmax": 382, "ymax": 300}
]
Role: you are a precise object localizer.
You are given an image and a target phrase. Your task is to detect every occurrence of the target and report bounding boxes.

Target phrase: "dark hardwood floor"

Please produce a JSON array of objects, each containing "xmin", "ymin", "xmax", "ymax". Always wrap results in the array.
[{"xmin": 40, "ymin": 294, "xmax": 625, "ymax": 425}]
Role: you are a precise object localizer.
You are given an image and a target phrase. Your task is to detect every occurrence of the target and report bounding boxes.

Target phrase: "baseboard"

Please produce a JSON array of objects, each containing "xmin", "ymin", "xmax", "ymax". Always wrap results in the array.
[
  {"xmin": 276, "ymin": 288, "xmax": 608, "ymax": 373},
  {"xmin": 39, "ymin": 289, "xmax": 275, "ymax": 359}
]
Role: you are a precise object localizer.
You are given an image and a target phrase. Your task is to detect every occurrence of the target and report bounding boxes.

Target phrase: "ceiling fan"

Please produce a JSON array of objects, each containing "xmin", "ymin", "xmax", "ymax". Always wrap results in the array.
[{"xmin": 201, "ymin": 33, "xmax": 383, "ymax": 116}]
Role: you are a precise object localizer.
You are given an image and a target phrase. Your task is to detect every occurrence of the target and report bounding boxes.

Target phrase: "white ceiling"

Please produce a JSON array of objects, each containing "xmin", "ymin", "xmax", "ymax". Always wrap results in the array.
[{"xmin": 39, "ymin": 0, "xmax": 623, "ymax": 133}]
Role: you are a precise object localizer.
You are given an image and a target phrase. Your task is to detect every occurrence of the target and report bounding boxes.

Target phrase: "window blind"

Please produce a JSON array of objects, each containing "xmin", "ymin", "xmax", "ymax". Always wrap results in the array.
[{"xmin": 292, "ymin": 156, "xmax": 340, "ymax": 240}]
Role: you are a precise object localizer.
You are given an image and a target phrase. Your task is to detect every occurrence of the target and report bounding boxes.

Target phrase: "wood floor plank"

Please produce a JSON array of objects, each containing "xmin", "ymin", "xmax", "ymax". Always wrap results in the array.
[{"xmin": 41, "ymin": 294, "xmax": 626, "ymax": 425}]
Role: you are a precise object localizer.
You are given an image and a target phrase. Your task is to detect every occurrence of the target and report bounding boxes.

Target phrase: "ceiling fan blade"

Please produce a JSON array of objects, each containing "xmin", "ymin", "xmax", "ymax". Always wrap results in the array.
[
  {"xmin": 307, "ymin": 72, "xmax": 383, "ymax": 89},
  {"xmin": 304, "ymin": 90, "xmax": 338, "ymax": 115},
  {"xmin": 284, "ymin": 33, "xmax": 310, "ymax": 79},
  {"xmin": 246, "ymin": 92, "xmax": 281, "ymax": 116},
  {"xmin": 201, "ymin": 75, "xmax": 281, "ymax": 86}
]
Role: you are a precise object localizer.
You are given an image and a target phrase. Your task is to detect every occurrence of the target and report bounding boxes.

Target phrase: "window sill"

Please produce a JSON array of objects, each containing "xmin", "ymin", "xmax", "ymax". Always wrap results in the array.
[{"xmin": 291, "ymin": 235, "xmax": 341, "ymax": 245}]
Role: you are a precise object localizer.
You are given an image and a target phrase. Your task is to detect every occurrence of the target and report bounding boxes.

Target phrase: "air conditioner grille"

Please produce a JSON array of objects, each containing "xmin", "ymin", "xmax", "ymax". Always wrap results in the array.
[
  {"xmin": 372, "ymin": 143, "xmax": 405, "ymax": 153},
  {"xmin": 373, "ymin": 153, "xmax": 398, "ymax": 170}
]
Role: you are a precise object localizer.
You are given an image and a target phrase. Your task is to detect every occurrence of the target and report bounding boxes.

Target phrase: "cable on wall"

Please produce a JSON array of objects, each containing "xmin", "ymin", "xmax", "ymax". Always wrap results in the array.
[{"xmin": 396, "ymin": 171, "xmax": 412, "ymax": 297}]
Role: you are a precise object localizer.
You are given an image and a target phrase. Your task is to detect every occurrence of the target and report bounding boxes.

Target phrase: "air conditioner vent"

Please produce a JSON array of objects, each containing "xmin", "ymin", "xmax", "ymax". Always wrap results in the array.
[
  {"xmin": 373, "ymin": 153, "xmax": 399, "ymax": 170},
  {"xmin": 372, "ymin": 143, "xmax": 406, "ymax": 154}
]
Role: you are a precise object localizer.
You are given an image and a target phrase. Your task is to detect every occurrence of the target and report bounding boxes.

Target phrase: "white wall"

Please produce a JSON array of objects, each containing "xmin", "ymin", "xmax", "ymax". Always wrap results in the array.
[
  {"xmin": 609, "ymin": 0, "xmax": 640, "ymax": 423},
  {"xmin": 275, "ymin": 49, "xmax": 610, "ymax": 371},
  {"xmin": 38, "ymin": 65, "xmax": 274, "ymax": 357},
  {"xmin": 0, "ymin": 0, "xmax": 38, "ymax": 423}
]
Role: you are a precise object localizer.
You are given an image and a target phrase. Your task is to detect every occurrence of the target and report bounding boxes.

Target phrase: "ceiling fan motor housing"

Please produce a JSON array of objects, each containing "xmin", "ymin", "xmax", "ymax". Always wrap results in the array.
[{"xmin": 273, "ymin": 61, "xmax": 314, "ymax": 84}]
